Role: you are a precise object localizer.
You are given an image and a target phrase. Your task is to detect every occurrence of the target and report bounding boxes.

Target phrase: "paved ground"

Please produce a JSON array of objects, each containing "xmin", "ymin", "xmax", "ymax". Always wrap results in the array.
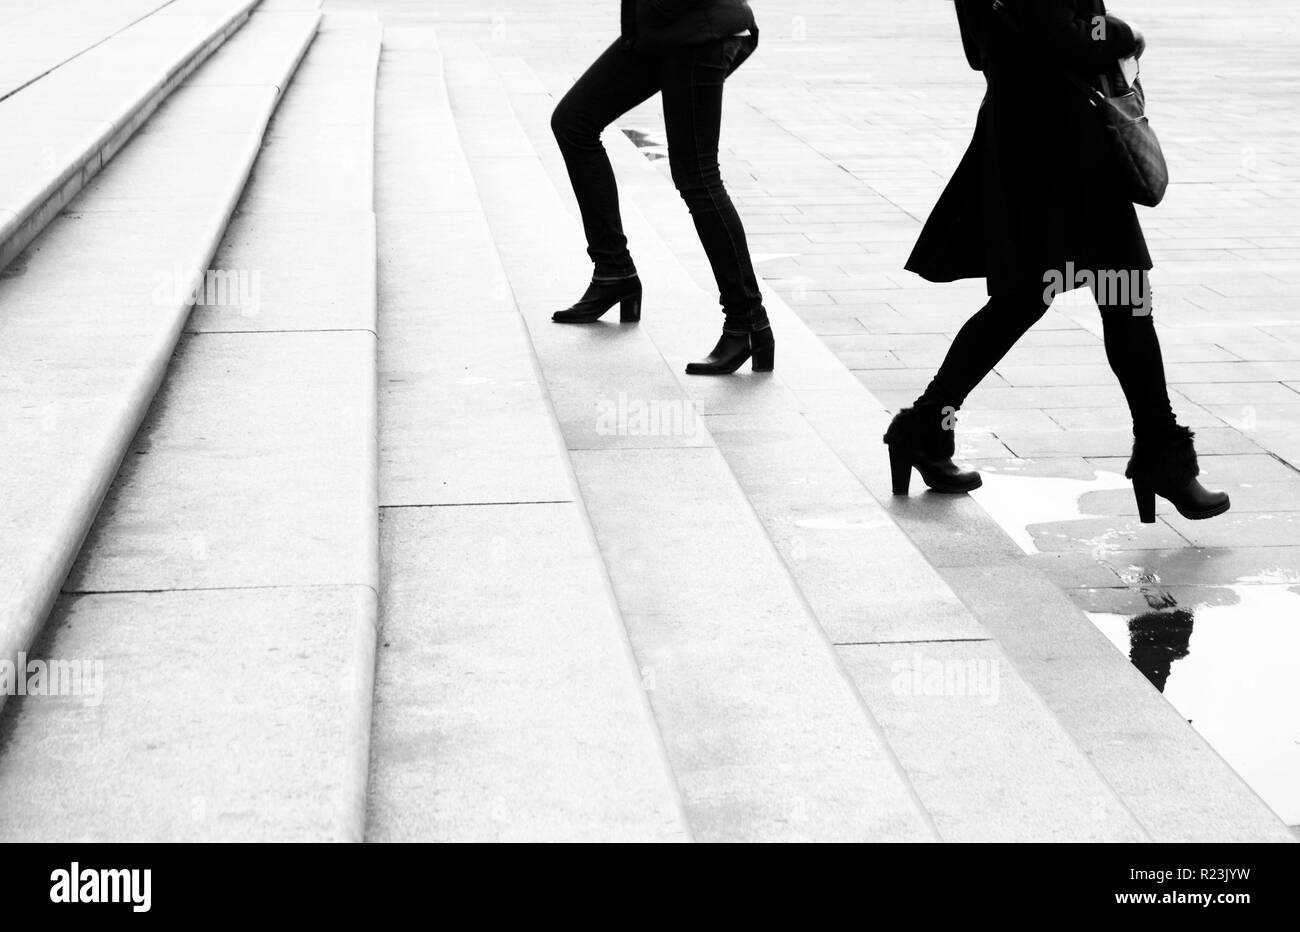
[{"xmin": 340, "ymin": 0, "xmax": 1300, "ymax": 827}]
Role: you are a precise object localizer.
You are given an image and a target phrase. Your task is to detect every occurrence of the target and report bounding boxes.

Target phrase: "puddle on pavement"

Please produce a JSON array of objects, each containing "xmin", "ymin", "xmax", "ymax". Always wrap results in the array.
[
  {"xmin": 967, "ymin": 466, "xmax": 1131, "ymax": 555},
  {"xmin": 968, "ymin": 465, "xmax": 1300, "ymax": 826},
  {"xmin": 1089, "ymin": 585, "xmax": 1300, "ymax": 825}
]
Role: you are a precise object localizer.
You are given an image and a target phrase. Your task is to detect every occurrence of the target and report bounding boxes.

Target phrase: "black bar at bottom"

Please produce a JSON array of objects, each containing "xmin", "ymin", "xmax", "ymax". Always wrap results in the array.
[{"xmin": 1, "ymin": 842, "xmax": 1294, "ymax": 918}]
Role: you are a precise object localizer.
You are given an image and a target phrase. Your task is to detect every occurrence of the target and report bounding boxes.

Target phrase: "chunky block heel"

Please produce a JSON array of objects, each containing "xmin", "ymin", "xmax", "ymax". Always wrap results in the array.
[
  {"xmin": 889, "ymin": 446, "xmax": 912, "ymax": 496},
  {"xmin": 1133, "ymin": 480, "xmax": 1157, "ymax": 524},
  {"xmin": 685, "ymin": 327, "xmax": 776, "ymax": 376},
  {"xmin": 1126, "ymin": 427, "xmax": 1230, "ymax": 523},
  {"xmin": 881, "ymin": 405, "xmax": 982, "ymax": 495},
  {"xmin": 553, "ymin": 275, "xmax": 642, "ymax": 324}
]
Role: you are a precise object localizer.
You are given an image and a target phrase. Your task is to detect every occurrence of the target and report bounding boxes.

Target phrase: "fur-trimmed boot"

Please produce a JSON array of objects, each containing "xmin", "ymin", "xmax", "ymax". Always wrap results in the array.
[
  {"xmin": 883, "ymin": 404, "xmax": 982, "ymax": 495},
  {"xmin": 1126, "ymin": 425, "xmax": 1230, "ymax": 523}
]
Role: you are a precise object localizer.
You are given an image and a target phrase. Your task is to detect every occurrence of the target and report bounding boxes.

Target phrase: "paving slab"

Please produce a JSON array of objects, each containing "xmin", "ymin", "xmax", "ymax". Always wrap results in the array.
[
  {"xmin": 64, "ymin": 330, "xmax": 377, "ymax": 593},
  {"xmin": 373, "ymin": 47, "xmax": 570, "ymax": 508},
  {"xmin": 368, "ymin": 505, "xmax": 688, "ymax": 842},
  {"xmin": 571, "ymin": 446, "xmax": 933, "ymax": 841},
  {"xmin": 0, "ymin": 585, "xmax": 375, "ymax": 842},
  {"xmin": 186, "ymin": 211, "xmax": 376, "ymax": 333},
  {"xmin": 840, "ymin": 641, "xmax": 1146, "ymax": 842}
]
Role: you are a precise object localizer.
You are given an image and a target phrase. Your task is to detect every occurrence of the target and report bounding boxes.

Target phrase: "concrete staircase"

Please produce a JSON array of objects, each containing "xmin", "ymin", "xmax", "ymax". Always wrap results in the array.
[
  {"xmin": 0, "ymin": 0, "xmax": 309, "ymax": 704},
  {"xmin": 0, "ymin": 7, "xmax": 1292, "ymax": 841},
  {"xmin": 0, "ymin": 1, "xmax": 381, "ymax": 841}
]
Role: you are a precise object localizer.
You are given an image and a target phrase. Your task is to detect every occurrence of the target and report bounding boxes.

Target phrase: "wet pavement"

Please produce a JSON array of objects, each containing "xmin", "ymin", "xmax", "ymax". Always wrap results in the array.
[
  {"xmin": 1090, "ymin": 586, "xmax": 1300, "ymax": 825},
  {"xmin": 972, "ymin": 465, "xmax": 1300, "ymax": 823}
]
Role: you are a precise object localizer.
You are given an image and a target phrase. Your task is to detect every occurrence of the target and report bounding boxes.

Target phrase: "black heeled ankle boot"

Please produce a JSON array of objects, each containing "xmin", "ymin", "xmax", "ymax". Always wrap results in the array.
[
  {"xmin": 684, "ymin": 327, "xmax": 774, "ymax": 376},
  {"xmin": 883, "ymin": 404, "xmax": 982, "ymax": 495},
  {"xmin": 1126, "ymin": 426, "xmax": 1230, "ymax": 523},
  {"xmin": 552, "ymin": 274, "xmax": 642, "ymax": 324}
]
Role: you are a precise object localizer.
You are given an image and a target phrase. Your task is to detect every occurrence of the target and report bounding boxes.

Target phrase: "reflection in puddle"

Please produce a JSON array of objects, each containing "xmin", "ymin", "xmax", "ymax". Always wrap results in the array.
[
  {"xmin": 968, "ymin": 466, "xmax": 1299, "ymax": 825},
  {"xmin": 1089, "ymin": 585, "xmax": 1300, "ymax": 825},
  {"xmin": 968, "ymin": 467, "xmax": 1130, "ymax": 554},
  {"xmin": 1126, "ymin": 607, "xmax": 1194, "ymax": 692}
]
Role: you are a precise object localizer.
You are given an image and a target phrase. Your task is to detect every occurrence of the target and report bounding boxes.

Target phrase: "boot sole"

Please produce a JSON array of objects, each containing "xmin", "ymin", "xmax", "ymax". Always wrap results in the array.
[
  {"xmin": 1173, "ymin": 498, "xmax": 1231, "ymax": 521},
  {"xmin": 922, "ymin": 475, "xmax": 984, "ymax": 494}
]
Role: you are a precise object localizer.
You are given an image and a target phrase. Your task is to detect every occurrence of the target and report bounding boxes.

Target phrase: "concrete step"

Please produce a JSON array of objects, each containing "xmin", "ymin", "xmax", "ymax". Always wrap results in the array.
[
  {"xmin": 0, "ymin": 7, "xmax": 340, "ymax": 841},
  {"xmin": 0, "ymin": 2, "xmax": 321, "ymax": 721},
  {"xmin": 0, "ymin": 1, "xmax": 173, "ymax": 100},
  {"xmin": 441, "ymin": 39, "xmax": 937, "ymax": 842},
  {"xmin": 0, "ymin": 0, "xmax": 264, "ymax": 272},
  {"xmin": 364, "ymin": 26, "xmax": 689, "ymax": 842},
  {"xmin": 503, "ymin": 54, "xmax": 1295, "ymax": 843}
]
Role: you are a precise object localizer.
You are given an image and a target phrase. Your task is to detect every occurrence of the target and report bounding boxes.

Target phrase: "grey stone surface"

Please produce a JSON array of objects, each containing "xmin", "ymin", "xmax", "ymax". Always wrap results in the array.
[
  {"xmin": 840, "ymin": 641, "xmax": 1146, "ymax": 842},
  {"xmin": 705, "ymin": 412, "xmax": 984, "ymax": 645},
  {"xmin": 187, "ymin": 211, "xmax": 377, "ymax": 333},
  {"xmin": 571, "ymin": 446, "xmax": 934, "ymax": 841},
  {"xmin": 69, "ymin": 132, "xmax": 265, "ymax": 212},
  {"xmin": 368, "ymin": 40, "xmax": 686, "ymax": 841},
  {"xmin": 372, "ymin": 47, "xmax": 572, "ymax": 507},
  {"xmin": 65, "ymin": 330, "xmax": 378, "ymax": 593},
  {"xmin": 138, "ymin": 84, "xmax": 280, "ymax": 136},
  {"xmin": 0, "ymin": 585, "xmax": 375, "ymax": 842},
  {"xmin": 186, "ymin": 9, "xmax": 322, "ymax": 89},
  {"xmin": 368, "ymin": 505, "xmax": 687, "ymax": 842},
  {"xmin": 0, "ymin": 206, "xmax": 234, "ymax": 712},
  {"xmin": 0, "ymin": 0, "xmax": 265, "ymax": 268},
  {"xmin": 0, "ymin": 4, "xmax": 391, "ymax": 847},
  {"xmin": 0, "ymin": 1, "xmax": 173, "ymax": 99}
]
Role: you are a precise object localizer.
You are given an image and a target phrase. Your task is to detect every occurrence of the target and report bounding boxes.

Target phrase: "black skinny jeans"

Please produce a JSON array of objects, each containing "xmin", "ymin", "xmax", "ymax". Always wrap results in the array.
[
  {"xmin": 551, "ymin": 35, "xmax": 768, "ymax": 333},
  {"xmin": 917, "ymin": 271, "xmax": 1178, "ymax": 438}
]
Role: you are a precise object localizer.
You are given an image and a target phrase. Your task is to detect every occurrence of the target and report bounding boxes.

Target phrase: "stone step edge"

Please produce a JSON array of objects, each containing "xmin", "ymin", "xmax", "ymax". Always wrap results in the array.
[
  {"xmin": 0, "ymin": 1, "xmax": 176, "ymax": 105},
  {"xmin": 0, "ymin": 0, "xmax": 263, "ymax": 272},
  {"xmin": 325, "ymin": 8, "xmax": 383, "ymax": 842},
  {"xmin": 0, "ymin": 6, "xmax": 323, "ymax": 719}
]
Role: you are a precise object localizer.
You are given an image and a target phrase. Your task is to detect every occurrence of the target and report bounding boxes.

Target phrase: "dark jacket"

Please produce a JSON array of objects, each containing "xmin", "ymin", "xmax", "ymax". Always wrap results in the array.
[
  {"xmin": 620, "ymin": 0, "xmax": 757, "ymax": 53},
  {"xmin": 906, "ymin": 0, "xmax": 1152, "ymax": 294}
]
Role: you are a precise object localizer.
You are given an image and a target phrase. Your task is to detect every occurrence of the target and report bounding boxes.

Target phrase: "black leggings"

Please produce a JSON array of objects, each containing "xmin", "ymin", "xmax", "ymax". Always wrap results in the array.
[
  {"xmin": 550, "ymin": 35, "xmax": 768, "ymax": 332},
  {"xmin": 917, "ymin": 271, "xmax": 1177, "ymax": 436}
]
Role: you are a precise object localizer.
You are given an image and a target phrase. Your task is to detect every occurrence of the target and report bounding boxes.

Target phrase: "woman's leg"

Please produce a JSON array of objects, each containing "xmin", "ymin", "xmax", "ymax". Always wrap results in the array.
[
  {"xmin": 885, "ymin": 280, "xmax": 1048, "ymax": 494},
  {"xmin": 551, "ymin": 41, "xmax": 662, "ymax": 277},
  {"xmin": 1093, "ymin": 271, "xmax": 1228, "ymax": 520},
  {"xmin": 1094, "ymin": 271, "xmax": 1178, "ymax": 435},
  {"xmin": 659, "ymin": 37, "xmax": 768, "ymax": 333},
  {"xmin": 916, "ymin": 283, "xmax": 1052, "ymax": 411}
]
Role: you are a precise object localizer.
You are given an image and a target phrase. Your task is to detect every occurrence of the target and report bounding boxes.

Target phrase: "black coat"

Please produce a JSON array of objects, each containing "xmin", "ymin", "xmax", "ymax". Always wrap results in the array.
[
  {"xmin": 620, "ymin": 0, "xmax": 757, "ymax": 52},
  {"xmin": 905, "ymin": 0, "xmax": 1153, "ymax": 294}
]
